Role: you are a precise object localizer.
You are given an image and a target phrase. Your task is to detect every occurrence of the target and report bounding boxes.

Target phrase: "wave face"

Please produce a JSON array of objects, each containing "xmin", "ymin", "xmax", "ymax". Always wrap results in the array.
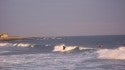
[{"xmin": 0, "ymin": 35, "xmax": 125, "ymax": 60}]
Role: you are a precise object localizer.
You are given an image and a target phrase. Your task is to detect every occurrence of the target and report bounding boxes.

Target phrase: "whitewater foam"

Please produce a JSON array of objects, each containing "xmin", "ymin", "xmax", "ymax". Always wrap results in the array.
[
  {"xmin": 97, "ymin": 46, "xmax": 125, "ymax": 60},
  {"xmin": 53, "ymin": 44, "xmax": 78, "ymax": 52},
  {"xmin": 0, "ymin": 43, "xmax": 9, "ymax": 47},
  {"xmin": 16, "ymin": 43, "xmax": 31, "ymax": 47},
  {"xmin": 0, "ymin": 42, "xmax": 36, "ymax": 48},
  {"xmin": 53, "ymin": 44, "xmax": 95, "ymax": 53},
  {"xmin": 1, "ymin": 41, "xmax": 125, "ymax": 60},
  {"xmin": 53, "ymin": 44, "xmax": 125, "ymax": 60}
]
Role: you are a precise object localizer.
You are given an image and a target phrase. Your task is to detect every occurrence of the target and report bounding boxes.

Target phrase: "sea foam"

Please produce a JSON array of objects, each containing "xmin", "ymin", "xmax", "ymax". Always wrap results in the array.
[
  {"xmin": 53, "ymin": 44, "xmax": 78, "ymax": 52},
  {"xmin": 53, "ymin": 44, "xmax": 94, "ymax": 53},
  {"xmin": 0, "ymin": 43, "xmax": 8, "ymax": 47},
  {"xmin": 97, "ymin": 46, "xmax": 125, "ymax": 60}
]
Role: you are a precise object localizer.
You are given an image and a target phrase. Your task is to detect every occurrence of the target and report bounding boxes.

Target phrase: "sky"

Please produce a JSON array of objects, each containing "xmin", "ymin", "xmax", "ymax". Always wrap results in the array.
[{"xmin": 0, "ymin": 0, "xmax": 125, "ymax": 37}]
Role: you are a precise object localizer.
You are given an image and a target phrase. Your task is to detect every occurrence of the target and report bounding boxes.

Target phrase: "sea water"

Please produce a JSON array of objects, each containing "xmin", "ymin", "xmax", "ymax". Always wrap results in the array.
[{"xmin": 0, "ymin": 35, "xmax": 125, "ymax": 70}]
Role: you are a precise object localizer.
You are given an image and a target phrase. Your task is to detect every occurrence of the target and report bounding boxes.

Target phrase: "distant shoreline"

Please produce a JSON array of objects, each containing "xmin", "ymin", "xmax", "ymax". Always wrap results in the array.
[
  {"xmin": 0, "ymin": 34, "xmax": 125, "ymax": 41},
  {"xmin": 0, "ymin": 33, "xmax": 26, "ymax": 41},
  {"xmin": 0, "ymin": 36, "xmax": 25, "ymax": 41}
]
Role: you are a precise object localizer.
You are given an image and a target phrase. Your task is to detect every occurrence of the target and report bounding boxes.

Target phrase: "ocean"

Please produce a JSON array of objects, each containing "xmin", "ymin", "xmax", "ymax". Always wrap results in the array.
[{"xmin": 0, "ymin": 35, "xmax": 125, "ymax": 70}]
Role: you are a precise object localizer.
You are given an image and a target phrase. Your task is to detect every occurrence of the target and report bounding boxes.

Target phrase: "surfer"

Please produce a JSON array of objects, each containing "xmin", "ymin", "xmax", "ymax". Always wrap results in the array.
[
  {"xmin": 63, "ymin": 46, "xmax": 66, "ymax": 50},
  {"xmin": 98, "ymin": 44, "xmax": 104, "ymax": 48}
]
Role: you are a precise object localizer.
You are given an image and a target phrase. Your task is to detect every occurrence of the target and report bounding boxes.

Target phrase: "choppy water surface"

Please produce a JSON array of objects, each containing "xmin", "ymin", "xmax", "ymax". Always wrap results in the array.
[{"xmin": 0, "ymin": 35, "xmax": 125, "ymax": 70}]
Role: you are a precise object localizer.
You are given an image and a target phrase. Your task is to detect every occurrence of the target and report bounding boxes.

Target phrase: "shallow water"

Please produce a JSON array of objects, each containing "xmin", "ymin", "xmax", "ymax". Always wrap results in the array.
[{"xmin": 0, "ymin": 53, "xmax": 125, "ymax": 70}]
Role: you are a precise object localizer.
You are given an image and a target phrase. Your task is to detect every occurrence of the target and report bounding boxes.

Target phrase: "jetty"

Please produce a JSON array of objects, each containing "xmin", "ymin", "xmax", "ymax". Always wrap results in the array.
[{"xmin": 0, "ymin": 33, "xmax": 24, "ymax": 41}]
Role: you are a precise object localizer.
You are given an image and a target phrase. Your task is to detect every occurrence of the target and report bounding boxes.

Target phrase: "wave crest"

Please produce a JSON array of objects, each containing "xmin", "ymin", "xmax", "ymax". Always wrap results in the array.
[
  {"xmin": 16, "ymin": 43, "xmax": 32, "ymax": 47},
  {"xmin": 53, "ymin": 44, "xmax": 94, "ymax": 53},
  {"xmin": 0, "ymin": 43, "xmax": 10, "ymax": 47},
  {"xmin": 53, "ymin": 44, "xmax": 78, "ymax": 52},
  {"xmin": 97, "ymin": 46, "xmax": 125, "ymax": 60}
]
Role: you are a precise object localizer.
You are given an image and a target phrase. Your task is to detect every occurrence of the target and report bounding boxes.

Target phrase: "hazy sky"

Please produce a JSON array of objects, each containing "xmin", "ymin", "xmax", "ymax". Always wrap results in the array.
[{"xmin": 0, "ymin": 0, "xmax": 125, "ymax": 37}]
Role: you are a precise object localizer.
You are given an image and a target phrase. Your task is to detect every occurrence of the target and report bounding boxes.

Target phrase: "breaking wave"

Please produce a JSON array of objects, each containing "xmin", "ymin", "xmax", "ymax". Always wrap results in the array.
[
  {"xmin": 97, "ymin": 46, "xmax": 125, "ymax": 60},
  {"xmin": 53, "ymin": 44, "xmax": 125, "ymax": 60},
  {"xmin": 53, "ymin": 44, "xmax": 95, "ymax": 53},
  {"xmin": 0, "ymin": 43, "xmax": 10, "ymax": 47},
  {"xmin": 0, "ymin": 42, "xmax": 125, "ymax": 60},
  {"xmin": 0, "ymin": 42, "xmax": 35, "ymax": 48}
]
